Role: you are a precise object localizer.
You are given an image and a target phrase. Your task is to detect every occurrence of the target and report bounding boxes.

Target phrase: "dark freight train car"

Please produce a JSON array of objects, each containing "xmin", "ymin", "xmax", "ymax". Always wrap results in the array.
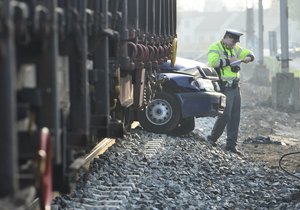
[{"xmin": 0, "ymin": 0, "xmax": 177, "ymax": 209}]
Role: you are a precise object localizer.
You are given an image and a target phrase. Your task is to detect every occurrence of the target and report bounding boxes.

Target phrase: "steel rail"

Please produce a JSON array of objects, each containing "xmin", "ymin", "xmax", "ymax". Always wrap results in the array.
[{"xmin": 70, "ymin": 138, "xmax": 116, "ymax": 170}]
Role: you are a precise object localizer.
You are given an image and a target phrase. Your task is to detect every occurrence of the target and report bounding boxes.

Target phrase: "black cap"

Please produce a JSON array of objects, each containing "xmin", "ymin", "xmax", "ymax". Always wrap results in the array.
[{"xmin": 225, "ymin": 29, "xmax": 243, "ymax": 42}]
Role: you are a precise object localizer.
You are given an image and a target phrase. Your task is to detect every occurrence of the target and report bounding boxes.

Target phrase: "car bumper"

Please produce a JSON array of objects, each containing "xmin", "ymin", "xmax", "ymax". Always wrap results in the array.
[{"xmin": 175, "ymin": 91, "xmax": 226, "ymax": 118}]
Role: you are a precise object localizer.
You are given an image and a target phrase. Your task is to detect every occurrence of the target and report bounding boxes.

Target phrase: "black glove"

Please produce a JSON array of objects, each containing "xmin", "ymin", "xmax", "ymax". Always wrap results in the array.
[{"xmin": 231, "ymin": 65, "xmax": 240, "ymax": 73}]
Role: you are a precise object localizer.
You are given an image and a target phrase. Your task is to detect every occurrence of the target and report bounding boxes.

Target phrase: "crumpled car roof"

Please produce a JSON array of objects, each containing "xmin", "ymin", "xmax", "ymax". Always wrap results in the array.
[{"xmin": 160, "ymin": 57, "xmax": 208, "ymax": 71}]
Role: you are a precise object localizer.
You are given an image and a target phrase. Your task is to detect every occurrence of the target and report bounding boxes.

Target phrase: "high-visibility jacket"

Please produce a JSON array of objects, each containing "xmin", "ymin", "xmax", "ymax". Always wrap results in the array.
[{"xmin": 207, "ymin": 41, "xmax": 254, "ymax": 82}]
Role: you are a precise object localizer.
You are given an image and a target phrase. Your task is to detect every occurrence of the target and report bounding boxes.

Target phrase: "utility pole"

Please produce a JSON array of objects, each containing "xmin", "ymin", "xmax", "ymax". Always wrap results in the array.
[
  {"xmin": 252, "ymin": 0, "xmax": 270, "ymax": 86},
  {"xmin": 280, "ymin": 0, "xmax": 289, "ymax": 73},
  {"xmin": 272, "ymin": 0, "xmax": 300, "ymax": 111},
  {"xmin": 258, "ymin": 0, "xmax": 264, "ymax": 65},
  {"xmin": 246, "ymin": 0, "xmax": 255, "ymax": 49}
]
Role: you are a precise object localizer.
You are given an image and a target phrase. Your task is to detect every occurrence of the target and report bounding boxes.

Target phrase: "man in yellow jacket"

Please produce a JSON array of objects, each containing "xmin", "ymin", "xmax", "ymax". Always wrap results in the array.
[{"xmin": 206, "ymin": 29, "xmax": 255, "ymax": 156}]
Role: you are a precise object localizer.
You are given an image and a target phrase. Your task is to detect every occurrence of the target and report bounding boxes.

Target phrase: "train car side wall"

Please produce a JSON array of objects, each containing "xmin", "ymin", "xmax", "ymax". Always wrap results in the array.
[{"xmin": 0, "ymin": 0, "xmax": 177, "ymax": 209}]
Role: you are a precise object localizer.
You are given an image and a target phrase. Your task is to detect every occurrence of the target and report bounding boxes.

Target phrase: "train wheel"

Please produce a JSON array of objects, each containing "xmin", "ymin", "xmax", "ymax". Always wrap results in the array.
[
  {"xmin": 167, "ymin": 117, "xmax": 195, "ymax": 136},
  {"xmin": 38, "ymin": 127, "xmax": 52, "ymax": 210},
  {"xmin": 138, "ymin": 92, "xmax": 181, "ymax": 133}
]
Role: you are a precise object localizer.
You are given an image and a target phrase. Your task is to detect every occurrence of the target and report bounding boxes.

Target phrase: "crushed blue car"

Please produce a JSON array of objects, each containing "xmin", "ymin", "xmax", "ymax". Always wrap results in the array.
[{"xmin": 138, "ymin": 57, "xmax": 226, "ymax": 135}]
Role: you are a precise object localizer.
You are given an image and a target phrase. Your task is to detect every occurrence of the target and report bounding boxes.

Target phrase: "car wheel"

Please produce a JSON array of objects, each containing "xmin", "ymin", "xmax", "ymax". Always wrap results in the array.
[
  {"xmin": 167, "ymin": 117, "xmax": 195, "ymax": 136},
  {"xmin": 138, "ymin": 92, "xmax": 181, "ymax": 133}
]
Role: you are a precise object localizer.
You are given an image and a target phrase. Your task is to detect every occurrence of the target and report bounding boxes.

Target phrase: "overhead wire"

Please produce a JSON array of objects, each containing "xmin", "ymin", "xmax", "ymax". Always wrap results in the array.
[{"xmin": 279, "ymin": 151, "xmax": 300, "ymax": 179}]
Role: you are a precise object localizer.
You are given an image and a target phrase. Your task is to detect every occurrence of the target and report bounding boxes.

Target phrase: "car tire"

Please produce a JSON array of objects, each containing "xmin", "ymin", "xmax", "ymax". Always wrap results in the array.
[
  {"xmin": 167, "ymin": 117, "xmax": 195, "ymax": 136},
  {"xmin": 138, "ymin": 92, "xmax": 181, "ymax": 133}
]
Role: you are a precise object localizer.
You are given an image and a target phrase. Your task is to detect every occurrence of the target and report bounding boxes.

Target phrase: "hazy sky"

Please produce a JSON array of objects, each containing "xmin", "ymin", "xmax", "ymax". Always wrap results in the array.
[{"xmin": 177, "ymin": 0, "xmax": 272, "ymax": 12}]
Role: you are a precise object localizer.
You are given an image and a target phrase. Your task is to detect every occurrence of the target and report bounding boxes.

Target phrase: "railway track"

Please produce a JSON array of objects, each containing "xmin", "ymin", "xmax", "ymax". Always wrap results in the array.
[
  {"xmin": 52, "ymin": 128, "xmax": 300, "ymax": 209},
  {"xmin": 52, "ymin": 135, "xmax": 165, "ymax": 209},
  {"xmin": 70, "ymin": 138, "xmax": 116, "ymax": 171}
]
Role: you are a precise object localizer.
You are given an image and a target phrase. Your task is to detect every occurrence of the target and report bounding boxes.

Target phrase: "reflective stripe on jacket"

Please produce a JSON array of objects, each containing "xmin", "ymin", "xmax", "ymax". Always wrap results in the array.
[{"xmin": 207, "ymin": 41, "xmax": 254, "ymax": 81}]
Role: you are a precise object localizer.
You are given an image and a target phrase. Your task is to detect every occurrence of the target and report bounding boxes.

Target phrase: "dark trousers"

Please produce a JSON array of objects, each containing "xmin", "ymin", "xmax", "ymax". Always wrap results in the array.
[{"xmin": 209, "ymin": 86, "xmax": 241, "ymax": 148}]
